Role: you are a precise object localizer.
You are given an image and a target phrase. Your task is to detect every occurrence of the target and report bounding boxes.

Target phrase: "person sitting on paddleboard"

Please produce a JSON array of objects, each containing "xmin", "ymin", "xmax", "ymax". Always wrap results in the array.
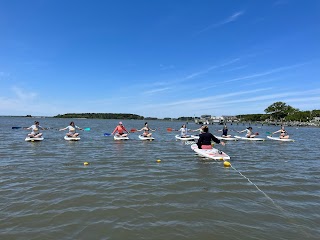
[
  {"xmin": 197, "ymin": 126, "xmax": 225, "ymax": 149},
  {"xmin": 273, "ymin": 125, "xmax": 290, "ymax": 139},
  {"xmin": 179, "ymin": 124, "xmax": 191, "ymax": 137},
  {"xmin": 238, "ymin": 127, "xmax": 258, "ymax": 138},
  {"xmin": 138, "ymin": 122, "xmax": 155, "ymax": 137},
  {"xmin": 112, "ymin": 122, "xmax": 129, "ymax": 137},
  {"xmin": 25, "ymin": 121, "xmax": 44, "ymax": 138},
  {"xmin": 59, "ymin": 121, "xmax": 82, "ymax": 137},
  {"xmin": 218, "ymin": 125, "xmax": 231, "ymax": 138}
]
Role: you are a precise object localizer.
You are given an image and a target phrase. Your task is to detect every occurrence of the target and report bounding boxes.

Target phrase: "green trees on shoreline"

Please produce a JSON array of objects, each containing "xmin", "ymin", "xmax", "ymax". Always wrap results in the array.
[
  {"xmin": 238, "ymin": 102, "xmax": 320, "ymax": 122},
  {"xmin": 52, "ymin": 102, "xmax": 320, "ymax": 122}
]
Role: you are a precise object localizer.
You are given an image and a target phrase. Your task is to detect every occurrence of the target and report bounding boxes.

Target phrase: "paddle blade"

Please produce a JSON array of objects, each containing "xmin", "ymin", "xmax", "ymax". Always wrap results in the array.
[
  {"xmin": 167, "ymin": 128, "xmax": 173, "ymax": 132},
  {"xmin": 83, "ymin": 128, "xmax": 91, "ymax": 131},
  {"xmin": 12, "ymin": 127, "xmax": 22, "ymax": 129},
  {"xmin": 104, "ymin": 133, "xmax": 111, "ymax": 136},
  {"xmin": 130, "ymin": 128, "xmax": 137, "ymax": 133}
]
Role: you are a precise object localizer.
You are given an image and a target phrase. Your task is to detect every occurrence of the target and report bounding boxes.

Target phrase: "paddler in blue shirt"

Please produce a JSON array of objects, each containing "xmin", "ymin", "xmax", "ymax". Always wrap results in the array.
[{"xmin": 218, "ymin": 125, "xmax": 231, "ymax": 138}]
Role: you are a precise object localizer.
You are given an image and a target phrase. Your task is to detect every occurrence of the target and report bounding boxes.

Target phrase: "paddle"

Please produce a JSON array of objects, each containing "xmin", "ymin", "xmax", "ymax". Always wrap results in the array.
[
  {"xmin": 83, "ymin": 128, "xmax": 90, "ymax": 131},
  {"xmin": 12, "ymin": 126, "xmax": 50, "ymax": 130},
  {"xmin": 167, "ymin": 128, "xmax": 177, "ymax": 132},
  {"xmin": 130, "ymin": 128, "xmax": 137, "ymax": 133},
  {"xmin": 104, "ymin": 133, "xmax": 112, "ymax": 136}
]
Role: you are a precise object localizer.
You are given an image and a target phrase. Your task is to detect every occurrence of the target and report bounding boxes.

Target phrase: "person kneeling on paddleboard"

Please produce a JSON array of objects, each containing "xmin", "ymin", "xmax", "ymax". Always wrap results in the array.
[
  {"xmin": 112, "ymin": 122, "xmax": 129, "ymax": 137},
  {"xmin": 197, "ymin": 126, "xmax": 225, "ymax": 149},
  {"xmin": 59, "ymin": 121, "xmax": 82, "ymax": 137}
]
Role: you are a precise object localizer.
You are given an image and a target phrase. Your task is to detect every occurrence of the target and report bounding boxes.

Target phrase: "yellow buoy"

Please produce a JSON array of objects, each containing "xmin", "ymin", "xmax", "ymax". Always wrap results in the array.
[
  {"xmin": 224, "ymin": 161, "xmax": 231, "ymax": 167},
  {"xmin": 156, "ymin": 159, "xmax": 161, "ymax": 163},
  {"xmin": 84, "ymin": 162, "xmax": 89, "ymax": 166}
]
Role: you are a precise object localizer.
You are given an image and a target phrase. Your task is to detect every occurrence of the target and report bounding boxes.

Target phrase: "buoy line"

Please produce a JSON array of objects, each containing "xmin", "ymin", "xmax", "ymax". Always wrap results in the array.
[{"xmin": 230, "ymin": 164, "xmax": 311, "ymax": 238}]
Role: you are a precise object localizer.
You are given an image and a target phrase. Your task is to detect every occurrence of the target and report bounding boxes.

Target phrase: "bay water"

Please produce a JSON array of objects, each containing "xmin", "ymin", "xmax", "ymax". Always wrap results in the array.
[{"xmin": 0, "ymin": 117, "xmax": 319, "ymax": 239}]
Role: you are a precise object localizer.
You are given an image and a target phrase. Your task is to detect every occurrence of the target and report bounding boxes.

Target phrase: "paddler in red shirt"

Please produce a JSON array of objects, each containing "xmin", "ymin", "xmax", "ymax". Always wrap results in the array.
[{"xmin": 112, "ymin": 122, "xmax": 129, "ymax": 137}]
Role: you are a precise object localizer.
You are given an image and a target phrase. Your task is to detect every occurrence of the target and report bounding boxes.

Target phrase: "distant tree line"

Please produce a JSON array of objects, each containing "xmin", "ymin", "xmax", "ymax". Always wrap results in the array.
[
  {"xmin": 237, "ymin": 102, "xmax": 320, "ymax": 122},
  {"xmin": 54, "ymin": 113, "xmax": 144, "ymax": 120},
  {"xmin": 52, "ymin": 102, "xmax": 320, "ymax": 122}
]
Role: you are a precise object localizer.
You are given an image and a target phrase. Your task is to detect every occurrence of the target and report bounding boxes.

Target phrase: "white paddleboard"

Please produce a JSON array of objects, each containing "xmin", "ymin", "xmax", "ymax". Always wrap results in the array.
[
  {"xmin": 175, "ymin": 134, "xmax": 195, "ymax": 141},
  {"xmin": 190, "ymin": 135, "xmax": 199, "ymax": 140},
  {"xmin": 214, "ymin": 135, "xmax": 238, "ymax": 141},
  {"xmin": 191, "ymin": 144, "xmax": 230, "ymax": 161},
  {"xmin": 138, "ymin": 135, "xmax": 155, "ymax": 141},
  {"xmin": 25, "ymin": 137, "xmax": 44, "ymax": 142},
  {"xmin": 114, "ymin": 135, "xmax": 129, "ymax": 140},
  {"xmin": 64, "ymin": 136, "xmax": 81, "ymax": 141},
  {"xmin": 234, "ymin": 136, "xmax": 265, "ymax": 141},
  {"xmin": 267, "ymin": 136, "xmax": 294, "ymax": 142}
]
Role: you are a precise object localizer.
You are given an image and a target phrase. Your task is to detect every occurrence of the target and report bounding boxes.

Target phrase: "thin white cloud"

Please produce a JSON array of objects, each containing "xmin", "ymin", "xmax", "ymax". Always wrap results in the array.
[
  {"xmin": 160, "ymin": 64, "xmax": 175, "ymax": 70},
  {"xmin": 197, "ymin": 11, "xmax": 245, "ymax": 34},
  {"xmin": 203, "ymin": 62, "xmax": 309, "ymax": 90},
  {"xmin": 143, "ymin": 87, "xmax": 171, "ymax": 95},
  {"xmin": 185, "ymin": 58, "xmax": 240, "ymax": 80},
  {"xmin": 220, "ymin": 65, "xmax": 248, "ymax": 73},
  {"xmin": 12, "ymin": 86, "xmax": 37, "ymax": 100},
  {"xmin": 138, "ymin": 88, "xmax": 272, "ymax": 109},
  {"xmin": 131, "ymin": 88, "xmax": 320, "ymax": 118},
  {"xmin": 224, "ymin": 63, "xmax": 307, "ymax": 83}
]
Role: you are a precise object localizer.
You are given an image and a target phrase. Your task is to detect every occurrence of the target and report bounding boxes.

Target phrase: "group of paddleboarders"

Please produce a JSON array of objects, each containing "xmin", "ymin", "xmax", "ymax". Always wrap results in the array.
[
  {"xmin": 24, "ymin": 121, "xmax": 290, "ymax": 141},
  {"xmin": 25, "ymin": 121, "xmax": 83, "ymax": 139},
  {"xmin": 111, "ymin": 122, "xmax": 156, "ymax": 138},
  {"xmin": 176, "ymin": 124, "xmax": 225, "ymax": 149}
]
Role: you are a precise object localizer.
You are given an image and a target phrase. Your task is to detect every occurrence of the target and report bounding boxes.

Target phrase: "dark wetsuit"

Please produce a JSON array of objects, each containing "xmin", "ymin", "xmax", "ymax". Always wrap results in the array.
[
  {"xmin": 197, "ymin": 132, "xmax": 221, "ymax": 149},
  {"xmin": 222, "ymin": 128, "xmax": 228, "ymax": 136}
]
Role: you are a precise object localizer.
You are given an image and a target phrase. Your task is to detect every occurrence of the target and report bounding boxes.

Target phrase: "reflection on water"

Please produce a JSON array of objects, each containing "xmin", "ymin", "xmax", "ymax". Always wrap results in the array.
[{"xmin": 0, "ymin": 117, "xmax": 319, "ymax": 239}]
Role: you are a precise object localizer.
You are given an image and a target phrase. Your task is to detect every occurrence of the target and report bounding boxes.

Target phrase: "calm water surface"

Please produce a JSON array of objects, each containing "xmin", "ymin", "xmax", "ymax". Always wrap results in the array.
[{"xmin": 0, "ymin": 117, "xmax": 319, "ymax": 239}]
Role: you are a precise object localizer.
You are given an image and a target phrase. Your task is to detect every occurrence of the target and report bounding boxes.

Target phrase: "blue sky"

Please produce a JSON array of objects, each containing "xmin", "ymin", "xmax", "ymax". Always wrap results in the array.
[{"xmin": 0, "ymin": 0, "xmax": 319, "ymax": 118}]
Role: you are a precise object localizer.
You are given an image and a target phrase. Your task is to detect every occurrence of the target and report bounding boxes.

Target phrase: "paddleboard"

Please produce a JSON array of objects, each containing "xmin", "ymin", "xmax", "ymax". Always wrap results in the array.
[
  {"xmin": 138, "ymin": 135, "xmax": 155, "ymax": 141},
  {"xmin": 25, "ymin": 137, "xmax": 44, "ymax": 142},
  {"xmin": 114, "ymin": 135, "xmax": 129, "ymax": 140},
  {"xmin": 214, "ymin": 135, "xmax": 238, "ymax": 141},
  {"xmin": 175, "ymin": 134, "xmax": 195, "ymax": 141},
  {"xmin": 191, "ymin": 144, "xmax": 230, "ymax": 161},
  {"xmin": 64, "ymin": 136, "xmax": 81, "ymax": 141},
  {"xmin": 234, "ymin": 136, "xmax": 265, "ymax": 141},
  {"xmin": 267, "ymin": 136, "xmax": 294, "ymax": 142},
  {"xmin": 190, "ymin": 135, "xmax": 199, "ymax": 140}
]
